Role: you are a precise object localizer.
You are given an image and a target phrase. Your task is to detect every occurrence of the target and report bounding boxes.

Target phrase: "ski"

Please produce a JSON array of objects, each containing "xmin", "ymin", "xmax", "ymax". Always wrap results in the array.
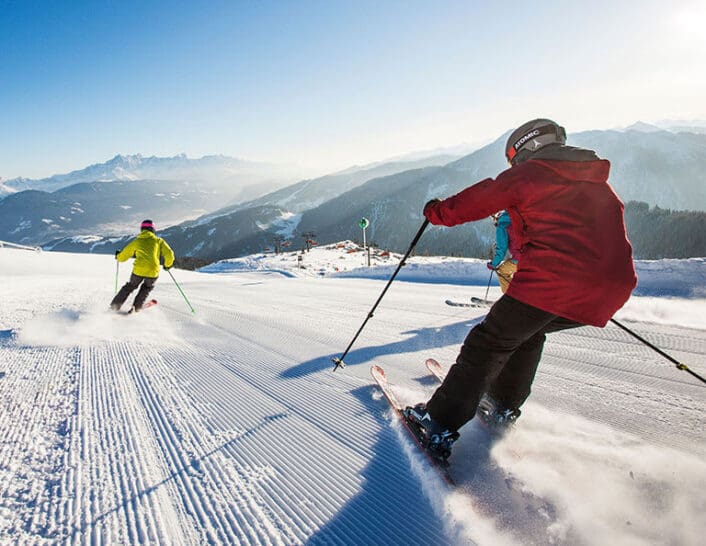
[
  {"xmin": 425, "ymin": 358, "xmax": 446, "ymax": 382},
  {"xmin": 140, "ymin": 298, "xmax": 158, "ymax": 311},
  {"xmin": 370, "ymin": 365, "xmax": 455, "ymax": 486},
  {"xmin": 445, "ymin": 297, "xmax": 492, "ymax": 308},
  {"xmin": 116, "ymin": 299, "xmax": 158, "ymax": 315}
]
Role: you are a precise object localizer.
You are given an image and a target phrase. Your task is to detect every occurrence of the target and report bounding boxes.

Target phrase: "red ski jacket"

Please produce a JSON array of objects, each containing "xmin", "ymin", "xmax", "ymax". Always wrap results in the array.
[{"xmin": 425, "ymin": 155, "xmax": 637, "ymax": 326}]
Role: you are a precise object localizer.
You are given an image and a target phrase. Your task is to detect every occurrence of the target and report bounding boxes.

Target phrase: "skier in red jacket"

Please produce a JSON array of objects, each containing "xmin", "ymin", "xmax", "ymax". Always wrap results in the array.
[{"xmin": 405, "ymin": 119, "xmax": 637, "ymax": 458}]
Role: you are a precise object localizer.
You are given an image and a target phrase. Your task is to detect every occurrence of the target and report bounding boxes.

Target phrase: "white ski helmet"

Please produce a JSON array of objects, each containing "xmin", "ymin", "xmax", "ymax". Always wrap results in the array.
[{"xmin": 505, "ymin": 118, "xmax": 566, "ymax": 165}]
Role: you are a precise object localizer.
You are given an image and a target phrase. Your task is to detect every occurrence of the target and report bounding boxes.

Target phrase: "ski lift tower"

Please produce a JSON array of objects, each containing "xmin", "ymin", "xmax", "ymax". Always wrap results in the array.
[{"xmin": 359, "ymin": 217, "xmax": 371, "ymax": 266}]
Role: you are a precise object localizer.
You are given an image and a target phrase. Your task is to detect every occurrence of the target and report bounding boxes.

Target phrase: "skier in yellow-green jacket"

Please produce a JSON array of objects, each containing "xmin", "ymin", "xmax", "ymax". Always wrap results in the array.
[{"xmin": 110, "ymin": 219, "xmax": 175, "ymax": 312}]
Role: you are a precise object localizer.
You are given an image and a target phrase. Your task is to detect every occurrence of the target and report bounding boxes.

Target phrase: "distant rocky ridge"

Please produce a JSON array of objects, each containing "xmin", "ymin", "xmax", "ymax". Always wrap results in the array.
[
  {"xmin": 0, "ymin": 153, "xmax": 305, "ymax": 197},
  {"xmin": 0, "ymin": 153, "xmax": 308, "ymax": 243}
]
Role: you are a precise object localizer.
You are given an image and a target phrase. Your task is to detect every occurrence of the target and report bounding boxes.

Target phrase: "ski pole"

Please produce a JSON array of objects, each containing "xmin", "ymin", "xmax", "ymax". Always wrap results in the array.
[
  {"xmin": 115, "ymin": 259, "xmax": 120, "ymax": 294},
  {"xmin": 167, "ymin": 268, "xmax": 196, "ymax": 314},
  {"xmin": 332, "ymin": 219, "xmax": 430, "ymax": 371},
  {"xmin": 484, "ymin": 268, "xmax": 494, "ymax": 301},
  {"xmin": 610, "ymin": 318, "xmax": 706, "ymax": 385}
]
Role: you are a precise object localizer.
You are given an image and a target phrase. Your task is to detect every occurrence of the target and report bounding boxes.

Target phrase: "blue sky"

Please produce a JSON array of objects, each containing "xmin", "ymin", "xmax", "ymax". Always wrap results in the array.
[{"xmin": 1, "ymin": 0, "xmax": 705, "ymax": 179}]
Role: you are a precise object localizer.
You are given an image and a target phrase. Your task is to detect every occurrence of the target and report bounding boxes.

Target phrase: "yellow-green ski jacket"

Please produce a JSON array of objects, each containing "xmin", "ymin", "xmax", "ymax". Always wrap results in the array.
[{"xmin": 117, "ymin": 230, "xmax": 175, "ymax": 278}]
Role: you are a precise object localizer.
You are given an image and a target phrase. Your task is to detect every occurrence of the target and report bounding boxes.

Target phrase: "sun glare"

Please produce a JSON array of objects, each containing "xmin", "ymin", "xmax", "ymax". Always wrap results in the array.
[{"xmin": 673, "ymin": 2, "xmax": 706, "ymax": 40}]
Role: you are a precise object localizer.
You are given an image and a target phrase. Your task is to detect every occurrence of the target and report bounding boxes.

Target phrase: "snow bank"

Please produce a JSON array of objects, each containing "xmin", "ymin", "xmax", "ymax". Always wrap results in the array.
[
  {"xmin": 201, "ymin": 244, "xmax": 706, "ymax": 330},
  {"xmin": 633, "ymin": 258, "xmax": 706, "ymax": 297},
  {"xmin": 201, "ymin": 244, "xmax": 706, "ymax": 297}
]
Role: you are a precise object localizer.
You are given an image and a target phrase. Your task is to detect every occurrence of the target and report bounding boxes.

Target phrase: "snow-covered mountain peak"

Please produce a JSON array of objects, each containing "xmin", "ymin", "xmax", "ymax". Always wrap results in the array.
[
  {"xmin": 0, "ymin": 153, "xmax": 301, "ymax": 200},
  {"xmin": 624, "ymin": 121, "xmax": 664, "ymax": 133}
]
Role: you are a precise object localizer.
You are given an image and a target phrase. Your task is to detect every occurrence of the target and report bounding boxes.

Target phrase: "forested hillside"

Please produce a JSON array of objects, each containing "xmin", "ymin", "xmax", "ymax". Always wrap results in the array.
[{"xmin": 624, "ymin": 201, "xmax": 706, "ymax": 259}]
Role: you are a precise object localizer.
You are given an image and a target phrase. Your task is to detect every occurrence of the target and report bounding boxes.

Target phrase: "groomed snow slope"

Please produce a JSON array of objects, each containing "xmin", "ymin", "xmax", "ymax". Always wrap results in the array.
[{"xmin": 0, "ymin": 245, "xmax": 704, "ymax": 545}]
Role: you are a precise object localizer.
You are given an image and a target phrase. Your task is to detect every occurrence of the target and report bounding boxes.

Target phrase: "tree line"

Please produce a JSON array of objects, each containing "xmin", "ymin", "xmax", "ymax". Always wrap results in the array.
[
  {"xmin": 413, "ymin": 201, "xmax": 706, "ymax": 260},
  {"xmin": 623, "ymin": 201, "xmax": 706, "ymax": 259}
]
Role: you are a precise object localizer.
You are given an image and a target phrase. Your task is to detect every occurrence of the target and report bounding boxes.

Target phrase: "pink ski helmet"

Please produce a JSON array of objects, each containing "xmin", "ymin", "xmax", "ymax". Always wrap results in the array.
[{"xmin": 140, "ymin": 219, "xmax": 155, "ymax": 232}]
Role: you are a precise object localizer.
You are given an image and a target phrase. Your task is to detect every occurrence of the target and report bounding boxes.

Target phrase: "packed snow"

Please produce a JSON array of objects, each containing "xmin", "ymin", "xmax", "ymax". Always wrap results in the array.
[{"xmin": 1, "ymin": 242, "xmax": 705, "ymax": 545}]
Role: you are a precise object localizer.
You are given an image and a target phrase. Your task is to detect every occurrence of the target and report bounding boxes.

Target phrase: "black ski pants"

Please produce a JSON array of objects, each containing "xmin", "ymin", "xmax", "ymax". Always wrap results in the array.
[
  {"xmin": 426, "ymin": 294, "xmax": 582, "ymax": 432},
  {"xmin": 111, "ymin": 273, "xmax": 157, "ymax": 310}
]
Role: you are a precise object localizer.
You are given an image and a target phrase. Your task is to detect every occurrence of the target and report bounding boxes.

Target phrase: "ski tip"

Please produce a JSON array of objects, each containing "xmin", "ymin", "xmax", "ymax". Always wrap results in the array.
[{"xmin": 370, "ymin": 364, "xmax": 385, "ymax": 379}]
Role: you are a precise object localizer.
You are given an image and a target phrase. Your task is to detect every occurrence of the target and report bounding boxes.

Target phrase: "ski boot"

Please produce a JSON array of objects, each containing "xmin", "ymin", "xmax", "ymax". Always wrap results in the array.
[
  {"xmin": 403, "ymin": 403, "xmax": 459, "ymax": 461},
  {"xmin": 476, "ymin": 394, "xmax": 521, "ymax": 436}
]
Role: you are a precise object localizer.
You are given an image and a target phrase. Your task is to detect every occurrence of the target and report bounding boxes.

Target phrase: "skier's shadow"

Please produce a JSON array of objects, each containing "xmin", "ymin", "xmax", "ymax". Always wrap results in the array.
[
  {"xmin": 280, "ymin": 317, "xmax": 482, "ymax": 379},
  {"xmin": 306, "ymin": 385, "xmax": 450, "ymax": 544},
  {"xmin": 0, "ymin": 330, "xmax": 16, "ymax": 357},
  {"xmin": 308, "ymin": 386, "xmax": 559, "ymax": 545}
]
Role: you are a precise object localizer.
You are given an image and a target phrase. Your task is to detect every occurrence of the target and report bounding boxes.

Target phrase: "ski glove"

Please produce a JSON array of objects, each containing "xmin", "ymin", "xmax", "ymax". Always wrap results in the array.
[
  {"xmin": 486, "ymin": 262, "xmax": 497, "ymax": 271},
  {"xmin": 423, "ymin": 198, "xmax": 442, "ymax": 215},
  {"xmin": 115, "ymin": 249, "xmax": 121, "ymax": 258},
  {"xmin": 163, "ymin": 265, "xmax": 172, "ymax": 271}
]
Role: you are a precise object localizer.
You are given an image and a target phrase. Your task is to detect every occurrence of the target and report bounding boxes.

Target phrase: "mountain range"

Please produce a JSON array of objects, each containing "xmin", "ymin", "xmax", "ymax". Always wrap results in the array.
[
  {"xmin": 3, "ymin": 153, "xmax": 462, "ymax": 250},
  {"xmin": 0, "ymin": 154, "xmax": 311, "ymax": 241},
  {"xmin": 4, "ymin": 123, "xmax": 706, "ymax": 261},
  {"xmin": 0, "ymin": 153, "xmax": 305, "ymax": 197}
]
